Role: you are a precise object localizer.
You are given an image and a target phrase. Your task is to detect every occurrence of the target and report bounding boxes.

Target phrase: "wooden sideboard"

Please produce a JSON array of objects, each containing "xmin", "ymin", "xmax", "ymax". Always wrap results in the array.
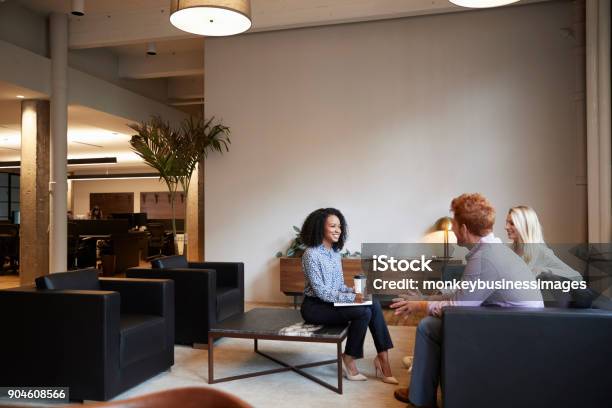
[{"xmin": 279, "ymin": 257, "xmax": 363, "ymax": 296}]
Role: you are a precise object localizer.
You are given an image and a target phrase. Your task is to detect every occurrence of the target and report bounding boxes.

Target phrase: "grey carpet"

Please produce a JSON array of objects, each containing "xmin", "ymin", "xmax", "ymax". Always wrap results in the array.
[{"xmin": 113, "ymin": 325, "xmax": 416, "ymax": 408}]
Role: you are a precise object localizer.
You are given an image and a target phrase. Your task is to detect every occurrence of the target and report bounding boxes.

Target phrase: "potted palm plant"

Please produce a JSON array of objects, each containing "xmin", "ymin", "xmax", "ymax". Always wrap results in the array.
[{"xmin": 129, "ymin": 115, "xmax": 231, "ymax": 255}]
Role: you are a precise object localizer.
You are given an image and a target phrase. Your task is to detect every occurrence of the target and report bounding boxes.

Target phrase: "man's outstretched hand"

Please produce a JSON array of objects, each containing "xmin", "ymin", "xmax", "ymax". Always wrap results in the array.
[{"xmin": 390, "ymin": 299, "xmax": 428, "ymax": 317}]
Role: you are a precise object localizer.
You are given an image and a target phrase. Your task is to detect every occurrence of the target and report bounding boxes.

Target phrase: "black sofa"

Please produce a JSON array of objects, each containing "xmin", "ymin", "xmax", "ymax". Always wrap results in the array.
[
  {"xmin": 127, "ymin": 255, "xmax": 244, "ymax": 346},
  {"xmin": 0, "ymin": 269, "xmax": 175, "ymax": 401},
  {"xmin": 438, "ymin": 264, "xmax": 612, "ymax": 408},
  {"xmin": 442, "ymin": 305, "xmax": 612, "ymax": 408}
]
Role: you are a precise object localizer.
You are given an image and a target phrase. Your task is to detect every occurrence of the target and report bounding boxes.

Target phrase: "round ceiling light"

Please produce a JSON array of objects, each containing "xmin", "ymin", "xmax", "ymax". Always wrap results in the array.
[
  {"xmin": 170, "ymin": 0, "xmax": 252, "ymax": 37},
  {"xmin": 449, "ymin": 0, "xmax": 520, "ymax": 8}
]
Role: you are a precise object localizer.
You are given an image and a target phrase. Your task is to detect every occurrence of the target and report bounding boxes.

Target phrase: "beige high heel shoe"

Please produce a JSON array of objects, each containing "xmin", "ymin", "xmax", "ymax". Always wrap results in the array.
[
  {"xmin": 373, "ymin": 357, "xmax": 399, "ymax": 385},
  {"xmin": 342, "ymin": 356, "xmax": 367, "ymax": 381}
]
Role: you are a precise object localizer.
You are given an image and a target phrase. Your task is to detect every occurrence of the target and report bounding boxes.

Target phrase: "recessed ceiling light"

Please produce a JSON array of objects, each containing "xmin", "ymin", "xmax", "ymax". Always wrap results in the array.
[
  {"xmin": 0, "ymin": 157, "xmax": 118, "ymax": 168},
  {"xmin": 146, "ymin": 43, "xmax": 157, "ymax": 56},
  {"xmin": 69, "ymin": 173, "xmax": 159, "ymax": 181},
  {"xmin": 71, "ymin": 0, "xmax": 85, "ymax": 16},
  {"xmin": 16, "ymin": 95, "xmax": 25, "ymax": 99}
]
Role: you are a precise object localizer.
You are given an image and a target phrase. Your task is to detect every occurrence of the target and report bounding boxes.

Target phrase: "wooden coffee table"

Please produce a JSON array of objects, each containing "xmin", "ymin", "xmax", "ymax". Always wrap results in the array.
[{"xmin": 208, "ymin": 308, "xmax": 348, "ymax": 394}]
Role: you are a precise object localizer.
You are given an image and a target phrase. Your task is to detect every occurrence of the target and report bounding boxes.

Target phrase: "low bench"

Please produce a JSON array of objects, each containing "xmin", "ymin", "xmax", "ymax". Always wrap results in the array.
[{"xmin": 208, "ymin": 308, "xmax": 348, "ymax": 394}]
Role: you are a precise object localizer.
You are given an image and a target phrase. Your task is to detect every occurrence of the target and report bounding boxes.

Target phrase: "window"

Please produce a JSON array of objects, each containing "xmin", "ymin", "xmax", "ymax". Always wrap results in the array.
[
  {"xmin": 0, "ymin": 173, "xmax": 20, "ymax": 222},
  {"xmin": 0, "ymin": 173, "xmax": 8, "ymax": 221}
]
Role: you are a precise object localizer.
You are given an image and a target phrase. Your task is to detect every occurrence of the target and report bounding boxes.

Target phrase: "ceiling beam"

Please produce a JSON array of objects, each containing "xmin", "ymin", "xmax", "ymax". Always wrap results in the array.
[
  {"xmin": 118, "ymin": 51, "xmax": 203, "ymax": 79},
  {"xmin": 0, "ymin": 39, "xmax": 187, "ymax": 125},
  {"xmin": 66, "ymin": 0, "xmax": 475, "ymax": 49},
  {"xmin": 168, "ymin": 76, "xmax": 203, "ymax": 100},
  {"xmin": 169, "ymin": 99, "xmax": 204, "ymax": 106}
]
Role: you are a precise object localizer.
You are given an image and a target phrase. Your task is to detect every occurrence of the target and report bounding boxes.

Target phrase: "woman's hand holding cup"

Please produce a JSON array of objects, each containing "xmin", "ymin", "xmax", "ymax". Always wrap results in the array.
[{"xmin": 354, "ymin": 293, "xmax": 364, "ymax": 303}]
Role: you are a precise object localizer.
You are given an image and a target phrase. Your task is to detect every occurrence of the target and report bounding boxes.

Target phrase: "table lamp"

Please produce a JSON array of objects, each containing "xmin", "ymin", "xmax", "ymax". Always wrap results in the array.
[{"xmin": 436, "ymin": 217, "xmax": 453, "ymax": 258}]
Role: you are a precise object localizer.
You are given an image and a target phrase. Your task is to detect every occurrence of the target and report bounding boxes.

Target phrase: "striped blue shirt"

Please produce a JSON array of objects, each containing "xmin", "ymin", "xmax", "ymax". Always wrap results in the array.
[{"xmin": 302, "ymin": 245, "xmax": 355, "ymax": 303}]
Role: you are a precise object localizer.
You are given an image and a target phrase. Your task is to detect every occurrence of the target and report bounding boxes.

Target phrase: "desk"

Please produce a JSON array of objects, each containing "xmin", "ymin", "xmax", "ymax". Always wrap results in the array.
[
  {"xmin": 0, "ymin": 234, "xmax": 19, "ymax": 274},
  {"xmin": 76, "ymin": 234, "xmax": 144, "ymax": 275},
  {"xmin": 128, "ymin": 230, "xmax": 149, "ymax": 261}
]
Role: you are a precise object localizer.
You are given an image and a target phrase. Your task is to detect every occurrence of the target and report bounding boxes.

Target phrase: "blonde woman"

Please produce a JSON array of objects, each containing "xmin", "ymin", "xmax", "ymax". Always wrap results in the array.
[{"xmin": 505, "ymin": 205, "xmax": 582, "ymax": 280}]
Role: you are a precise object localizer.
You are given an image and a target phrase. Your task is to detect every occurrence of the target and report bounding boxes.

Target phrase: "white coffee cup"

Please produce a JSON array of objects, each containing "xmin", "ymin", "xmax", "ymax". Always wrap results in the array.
[{"xmin": 353, "ymin": 275, "xmax": 367, "ymax": 294}]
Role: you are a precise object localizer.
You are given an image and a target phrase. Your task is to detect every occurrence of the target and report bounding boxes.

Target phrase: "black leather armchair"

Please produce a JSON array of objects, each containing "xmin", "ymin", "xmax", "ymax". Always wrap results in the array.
[
  {"xmin": 0, "ymin": 269, "xmax": 175, "ymax": 401},
  {"xmin": 127, "ymin": 255, "xmax": 244, "ymax": 346}
]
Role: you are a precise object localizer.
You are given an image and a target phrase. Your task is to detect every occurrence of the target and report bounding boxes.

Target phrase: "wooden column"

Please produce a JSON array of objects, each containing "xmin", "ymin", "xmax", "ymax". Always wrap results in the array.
[
  {"xmin": 573, "ymin": 0, "xmax": 588, "ymax": 243},
  {"xmin": 198, "ymin": 160, "xmax": 205, "ymax": 260},
  {"xmin": 186, "ymin": 160, "xmax": 205, "ymax": 261},
  {"xmin": 586, "ymin": 0, "xmax": 612, "ymax": 243},
  {"xmin": 20, "ymin": 100, "xmax": 50, "ymax": 285}
]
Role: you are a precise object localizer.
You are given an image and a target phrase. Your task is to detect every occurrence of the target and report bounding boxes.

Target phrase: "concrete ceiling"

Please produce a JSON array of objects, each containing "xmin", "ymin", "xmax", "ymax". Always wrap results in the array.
[
  {"xmin": 17, "ymin": 0, "xmax": 162, "ymax": 15},
  {"xmin": 110, "ymin": 38, "xmax": 204, "ymax": 57}
]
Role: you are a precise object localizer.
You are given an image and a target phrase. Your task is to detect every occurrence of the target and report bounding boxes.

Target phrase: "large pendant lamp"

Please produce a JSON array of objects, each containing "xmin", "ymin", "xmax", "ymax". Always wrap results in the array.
[
  {"xmin": 170, "ymin": 0, "xmax": 252, "ymax": 36},
  {"xmin": 449, "ymin": 0, "xmax": 519, "ymax": 8}
]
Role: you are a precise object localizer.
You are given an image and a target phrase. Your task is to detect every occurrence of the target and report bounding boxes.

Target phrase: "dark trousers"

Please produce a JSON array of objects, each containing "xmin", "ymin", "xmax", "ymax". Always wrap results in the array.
[
  {"xmin": 300, "ymin": 296, "xmax": 393, "ymax": 359},
  {"xmin": 409, "ymin": 316, "xmax": 442, "ymax": 407}
]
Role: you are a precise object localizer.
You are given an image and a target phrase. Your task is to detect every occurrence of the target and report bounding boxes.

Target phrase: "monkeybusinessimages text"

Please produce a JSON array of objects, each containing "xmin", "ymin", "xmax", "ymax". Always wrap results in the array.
[{"xmin": 371, "ymin": 255, "xmax": 587, "ymax": 293}]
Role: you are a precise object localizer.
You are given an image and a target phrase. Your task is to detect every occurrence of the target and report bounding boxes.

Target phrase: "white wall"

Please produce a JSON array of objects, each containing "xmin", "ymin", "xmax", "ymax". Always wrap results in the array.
[
  {"xmin": 205, "ymin": 2, "xmax": 583, "ymax": 302},
  {"xmin": 71, "ymin": 178, "xmax": 179, "ymax": 217}
]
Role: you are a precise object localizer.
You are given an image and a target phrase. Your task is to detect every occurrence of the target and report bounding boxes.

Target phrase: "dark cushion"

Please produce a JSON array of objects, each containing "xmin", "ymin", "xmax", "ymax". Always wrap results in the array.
[
  {"xmin": 537, "ymin": 272, "xmax": 594, "ymax": 309},
  {"xmin": 120, "ymin": 314, "xmax": 166, "ymax": 367},
  {"xmin": 151, "ymin": 255, "xmax": 188, "ymax": 269},
  {"xmin": 35, "ymin": 268, "xmax": 100, "ymax": 290},
  {"xmin": 216, "ymin": 287, "xmax": 243, "ymax": 321}
]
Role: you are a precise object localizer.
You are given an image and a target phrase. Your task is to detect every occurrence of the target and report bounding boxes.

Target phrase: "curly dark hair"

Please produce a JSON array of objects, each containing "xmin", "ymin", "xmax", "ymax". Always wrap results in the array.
[{"xmin": 300, "ymin": 208, "xmax": 347, "ymax": 251}]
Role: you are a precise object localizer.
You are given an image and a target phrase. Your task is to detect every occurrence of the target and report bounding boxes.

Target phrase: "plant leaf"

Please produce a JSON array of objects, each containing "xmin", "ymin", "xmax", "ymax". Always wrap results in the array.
[{"xmin": 129, "ymin": 114, "xmax": 232, "ymax": 238}]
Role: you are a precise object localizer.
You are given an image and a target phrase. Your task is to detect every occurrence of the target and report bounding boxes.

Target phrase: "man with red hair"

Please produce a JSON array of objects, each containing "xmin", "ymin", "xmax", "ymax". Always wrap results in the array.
[{"xmin": 392, "ymin": 193, "xmax": 543, "ymax": 407}]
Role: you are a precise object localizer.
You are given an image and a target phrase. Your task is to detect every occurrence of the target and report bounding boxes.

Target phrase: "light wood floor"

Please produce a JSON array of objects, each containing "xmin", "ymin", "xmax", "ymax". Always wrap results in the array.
[{"xmin": 0, "ymin": 274, "xmax": 19, "ymax": 289}]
